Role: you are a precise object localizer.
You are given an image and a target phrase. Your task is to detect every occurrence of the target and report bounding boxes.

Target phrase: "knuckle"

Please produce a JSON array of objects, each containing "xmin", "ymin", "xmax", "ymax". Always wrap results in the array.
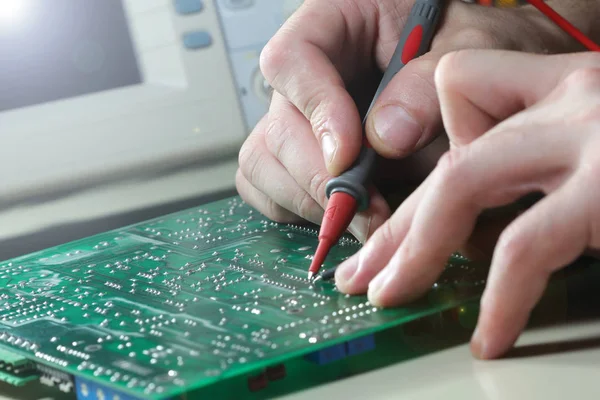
[
  {"xmin": 260, "ymin": 34, "xmax": 294, "ymax": 86},
  {"xmin": 377, "ymin": 221, "xmax": 399, "ymax": 250},
  {"xmin": 435, "ymin": 49, "xmax": 473, "ymax": 91},
  {"xmin": 293, "ymin": 190, "xmax": 316, "ymax": 220},
  {"xmin": 301, "ymin": 87, "xmax": 331, "ymax": 138},
  {"xmin": 435, "ymin": 52, "xmax": 459, "ymax": 90},
  {"xmin": 495, "ymin": 226, "xmax": 532, "ymax": 269},
  {"xmin": 564, "ymin": 67, "xmax": 600, "ymax": 92},
  {"xmin": 263, "ymin": 115, "xmax": 291, "ymax": 160},
  {"xmin": 304, "ymin": 93, "xmax": 322, "ymax": 127},
  {"xmin": 560, "ymin": 68, "xmax": 600, "ymax": 124},
  {"xmin": 308, "ymin": 170, "xmax": 328, "ymax": 206},
  {"xmin": 237, "ymin": 138, "xmax": 254, "ymax": 173},
  {"xmin": 435, "ymin": 148, "xmax": 469, "ymax": 187},
  {"xmin": 259, "ymin": 39, "xmax": 280, "ymax": 82},
  {"xmin": 238, "ymin": 138, "xmax": 263, "ymax": 185}
]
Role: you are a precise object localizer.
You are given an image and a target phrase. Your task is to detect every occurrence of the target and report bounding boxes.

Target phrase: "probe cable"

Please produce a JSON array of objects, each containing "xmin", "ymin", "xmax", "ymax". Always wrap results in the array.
[{"xmin": 526, "ymin": 0, "xmax": 600, "ymax": 51}]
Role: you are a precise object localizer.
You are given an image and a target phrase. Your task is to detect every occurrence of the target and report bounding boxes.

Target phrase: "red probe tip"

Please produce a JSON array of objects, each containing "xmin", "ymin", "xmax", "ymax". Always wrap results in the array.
[
  {"xmin": 308, "ymin": 192, "xmax": 358, "ymax": 279},
  {"xmin": 308, "ymin": 238, "xmax": 332, "ymax": 278}
]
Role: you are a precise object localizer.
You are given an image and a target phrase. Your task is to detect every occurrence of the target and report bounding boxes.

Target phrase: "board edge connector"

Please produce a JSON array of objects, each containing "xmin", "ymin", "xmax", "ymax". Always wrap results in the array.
[{"xmin": 37, "ymin": 363, "xmax": 74, "ymax": 393}]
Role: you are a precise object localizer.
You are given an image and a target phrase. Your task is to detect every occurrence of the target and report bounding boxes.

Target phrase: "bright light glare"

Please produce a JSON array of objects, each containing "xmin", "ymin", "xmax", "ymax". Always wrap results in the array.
[{"xmin": 0, "ymin": 0, "xmax": 31, "ymax": 25}]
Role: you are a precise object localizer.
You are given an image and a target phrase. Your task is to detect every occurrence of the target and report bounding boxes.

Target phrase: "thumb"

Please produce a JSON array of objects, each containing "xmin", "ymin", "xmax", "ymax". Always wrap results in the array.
[
  {"xmin": 434, "ymin": 50, "xmax": 600, "ymax": 146},
  {"xmin": 365, "ymin": 51, "xmax": 444, "ymax": 159}
]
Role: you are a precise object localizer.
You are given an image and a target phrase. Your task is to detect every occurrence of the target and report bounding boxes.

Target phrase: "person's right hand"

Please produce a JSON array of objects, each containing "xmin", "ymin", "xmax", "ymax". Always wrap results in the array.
[{"xmin": 236, "ymin": 0, "xmax": 577, "ymax": 242}]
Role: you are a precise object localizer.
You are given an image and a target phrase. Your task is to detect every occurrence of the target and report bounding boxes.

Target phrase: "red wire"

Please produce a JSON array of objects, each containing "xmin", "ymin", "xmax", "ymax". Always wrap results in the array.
[{"xmin": 525, "ymin": 0, "xmax": 600, "ymax": 52}]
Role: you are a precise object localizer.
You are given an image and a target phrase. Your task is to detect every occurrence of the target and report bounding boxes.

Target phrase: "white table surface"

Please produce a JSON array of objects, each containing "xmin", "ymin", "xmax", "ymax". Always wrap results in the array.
[{"xmin": 0, "ymin": 162, "xmax": 599, "ymax": 400}]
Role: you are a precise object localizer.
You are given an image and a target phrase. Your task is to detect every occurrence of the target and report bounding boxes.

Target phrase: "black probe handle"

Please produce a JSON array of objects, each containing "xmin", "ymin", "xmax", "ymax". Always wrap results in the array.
[{"xmin": 325, "ymin": 0, "xmax": 444, "ymax": 212}]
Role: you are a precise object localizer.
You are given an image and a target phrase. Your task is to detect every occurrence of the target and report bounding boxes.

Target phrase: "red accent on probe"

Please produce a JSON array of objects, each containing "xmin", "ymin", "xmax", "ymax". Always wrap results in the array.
[
  {"xmin": 401, "ymin": 25, "xmax": 423, "ymax": 64},
  {"xmin": 309, "ymin": 26, "xmax": 427, "ymax": 280},
  {"xmin": 308, "ymin": 0, "xmax": 445, "ymax": 280},
  {"xmin": 308, "ymin": 192, "xmax": 357, "ymax": 279}
]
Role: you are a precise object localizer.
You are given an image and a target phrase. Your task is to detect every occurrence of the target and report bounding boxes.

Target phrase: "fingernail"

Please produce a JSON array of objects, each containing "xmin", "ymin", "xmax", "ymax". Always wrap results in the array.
[
  {"xmin": 348, "ymin": 214, "xmax": 371, "ymax": 243},
  {"xmin": 367, "ymin": 269, "xmax": 389, "ymax": 300},
  {"xmin": 321, "ymin": 133, "xmax": 337, "ymax": 165},
  {"xmin": 372, "ymin": 106, "xmax": 422, "ymax": 153},
  {"xmin": 470, "ymin": 326, "xmax": 487, "ymax": 359}
]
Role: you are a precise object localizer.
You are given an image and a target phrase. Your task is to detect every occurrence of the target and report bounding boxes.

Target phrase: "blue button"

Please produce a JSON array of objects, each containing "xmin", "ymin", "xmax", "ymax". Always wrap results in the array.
[
  {"xmin": 182, "ymin": 31, "xmax": 213, "ymax": 49},
  {"xmin": 174, "ymin": 0, "xmax": 204, "ymax": 14},
  {"xmin": 222, "ymin": 0, "xmax": 254, "ymax": 9}
]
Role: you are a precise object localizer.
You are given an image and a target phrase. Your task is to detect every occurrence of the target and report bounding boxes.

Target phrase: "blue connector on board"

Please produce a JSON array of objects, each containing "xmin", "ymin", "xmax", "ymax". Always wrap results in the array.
[
  {"xmin": 304, "ymin": 343, "xmax": 347, "ymax": 365},
  {"xmin": 75, "ymin": 377, "xmax": 154, "ymax": 400},
  {"xmin": 345, "ymin": 334, "xmax": 376, "ymax": 356},
  {"xmin": 305, "ymin": 334, "xmax": 376, "ymax": 365}
]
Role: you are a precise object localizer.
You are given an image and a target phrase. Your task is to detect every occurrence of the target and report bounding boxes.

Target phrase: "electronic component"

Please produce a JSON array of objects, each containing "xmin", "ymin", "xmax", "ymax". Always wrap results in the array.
[
  {"xmin": 37, "ymin": 364, "xmax": 74, "ymax": 393},
  {"xmin": 0, "ymin": 348, "xmax": 30, "ymax": 367},
  {"xmin": 265, "ymin": 364, "xmax": 286, "ymax": 381},
  {"xmin": 0, "ymin": 196, "xmax": 489, "ymax": 399},
  {"xmin": 304, "ymin": 343, "xmax": 347, "ymax": 365},
  {"xmin": 304, "ymin": 333, "xmax": 376, "ymax": 365},
  {"xmin": 246, "ymin": 364, "xmax": 287, "ymax": 392},
  {"xmin": 345, "ymin": 335, "xmax": 376, "ymax": 357},
  {"xmin": 247, "ymin": 372, "xmax": 268, "ymax": 392},
  {"xmin": 75, "ymin": 376, "xmax": 144, "ymax": 400},
  {"xmin": 0, "ymin": 348, "xmax": 38, "ymax": 386},
  {"xmin": 0, "ymin": 370, "xmax": 37, "ymax": 387}
]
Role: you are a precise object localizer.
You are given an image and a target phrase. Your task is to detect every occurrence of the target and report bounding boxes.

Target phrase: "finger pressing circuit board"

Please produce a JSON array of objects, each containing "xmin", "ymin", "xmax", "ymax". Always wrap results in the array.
[{"xmin": 0, "ymin": 196, "xmax": 490, "ymax": 399}]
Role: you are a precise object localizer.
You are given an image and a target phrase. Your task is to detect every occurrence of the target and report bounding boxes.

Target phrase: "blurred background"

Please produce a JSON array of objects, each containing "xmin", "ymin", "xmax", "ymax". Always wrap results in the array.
[
  {"xmin": 0, "ymin": 0, "xmax": 303, "ymax": 260},
  {"xmin": 0, "ymin": 0, "xmax": 529, "ymax": 260}
]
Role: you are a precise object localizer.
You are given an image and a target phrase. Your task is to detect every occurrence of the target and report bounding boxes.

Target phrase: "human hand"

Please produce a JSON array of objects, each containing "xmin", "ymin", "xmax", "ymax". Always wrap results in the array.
[
  {"xmin": 236, "ymin": 0, "xmax": 575, "ymax": 242},
  {"xmin": 334, "ymin": 49, "xmax": 600, "ymax": 359}
]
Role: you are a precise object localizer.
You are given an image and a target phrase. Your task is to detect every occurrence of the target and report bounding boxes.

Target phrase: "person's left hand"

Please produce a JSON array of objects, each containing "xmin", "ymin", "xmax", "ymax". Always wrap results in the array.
[{"xmin": 334, "ymin": 49, "xmax": 600, "ymax": 360}]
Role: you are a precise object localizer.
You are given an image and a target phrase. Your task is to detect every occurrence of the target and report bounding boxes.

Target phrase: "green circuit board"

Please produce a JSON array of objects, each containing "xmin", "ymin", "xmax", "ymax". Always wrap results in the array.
[{"xmin": 0, "ymin": 196, "xmax": 489, "ymax": 399}]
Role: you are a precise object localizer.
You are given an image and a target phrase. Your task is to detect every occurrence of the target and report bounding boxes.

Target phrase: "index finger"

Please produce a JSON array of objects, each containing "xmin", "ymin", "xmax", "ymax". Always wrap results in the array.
[
  {"xmin": 259, "ymin": 1, "xmax": 376, "ymax": 175},
  {"xmin": 367, "ymin": 121, "xmax": 576, "ymax": 307},
  {"xmin": 434, "ymin": 50, "xmax": 600, "ymax": 146}
]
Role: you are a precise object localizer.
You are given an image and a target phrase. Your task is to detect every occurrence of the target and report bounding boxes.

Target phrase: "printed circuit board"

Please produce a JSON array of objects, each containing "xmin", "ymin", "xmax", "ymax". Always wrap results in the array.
[{"xmin": 0, "ymin": 196, "xmax": 489, "ymax": 399}]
